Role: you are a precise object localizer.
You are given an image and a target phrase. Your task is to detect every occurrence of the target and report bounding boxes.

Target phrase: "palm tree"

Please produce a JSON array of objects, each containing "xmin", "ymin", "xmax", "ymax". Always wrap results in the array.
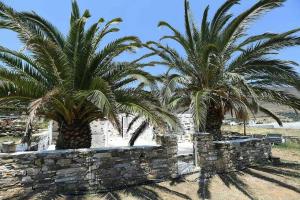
[
  {"xmin": 126, "ymin": 70, "xmax": 191, "ymax": 146},
  {"xmin": 0, "ymin": 0, "xmax": 177, "ymax": 149},
  {"xmin": 146, "ymin": 0, "xmax": 300, "ymax": 140}
]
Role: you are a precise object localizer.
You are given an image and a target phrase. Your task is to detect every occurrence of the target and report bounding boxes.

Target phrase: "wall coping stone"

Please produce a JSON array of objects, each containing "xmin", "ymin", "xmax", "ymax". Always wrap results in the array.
[
  {"xmin": 213, "ymin": 138, "xmax": 262, "ymax": 145},
  {"xmin": 0, "ymin": 145, "xmax": 161, "ymax": 157},
  {"xmin": 193, "ymin": 132, "xmax": 211, "ymax": 136}
]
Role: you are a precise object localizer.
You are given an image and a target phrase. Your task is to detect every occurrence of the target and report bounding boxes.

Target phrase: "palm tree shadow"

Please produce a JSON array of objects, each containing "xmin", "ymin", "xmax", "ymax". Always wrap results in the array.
[
  {"xmin": 169, "ymin": 176, "xmax": 186, "ymax": 186},
  {"xmin": 273, "ymin": 161, "xmax": 300, "ymax": 170},
  {"xmin": 123, "ymin": 186, "xmax": 161, "ymax": 200},
  {"xmin": 17, "ymin": 189, "xmax": 63, "ymax": 200},
  {"xmin": 251, "ymin": 166, "xmax": 300, "ymax": 179},
  {"xmin": 98, "ymin": 183, "xmax": 193, "ymax": 200},
  {"xmin": 88, "ymin": 187, "xmax": 159, "ymax": 200},
  {"xmin": 244, "ymin": 168, "xmax": 300, "ymax": 194},
  {"xmin": 151, "ymin": 184, "xmax": 192, "ymax": 200},
  {"xmin": 218, "ymin": 172, "xmax": 256, "ymax": 200},
  {"xmin": 98, "ymin": 191, "xmax": 122, "ymax": 200},
  {"xmin": 197, "ymin": 172, "xmax": 211, "ymax": 200}
]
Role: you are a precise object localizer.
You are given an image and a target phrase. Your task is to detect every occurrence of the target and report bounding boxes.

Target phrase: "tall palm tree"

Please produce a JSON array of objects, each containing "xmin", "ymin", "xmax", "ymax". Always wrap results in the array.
[
  {"xmin": 146, "ymin": 0, "xmax": 300, "ymax": 140},
  {"xmin": 0, "ymin": 1, "xmax": 177, "ymax": 149}
]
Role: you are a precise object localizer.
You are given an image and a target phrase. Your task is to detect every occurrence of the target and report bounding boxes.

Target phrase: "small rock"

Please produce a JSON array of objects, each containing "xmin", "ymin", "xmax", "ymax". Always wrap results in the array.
[{"xmin": 21, "ymin": 176, "xmax": 33, "ymax": 184}]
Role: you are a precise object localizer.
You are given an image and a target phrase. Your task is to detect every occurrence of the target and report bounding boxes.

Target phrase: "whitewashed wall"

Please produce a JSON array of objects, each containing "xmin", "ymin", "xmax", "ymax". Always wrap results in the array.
[
  {"xmin": 90, "ymin": 114, "xmax": 156, "ymax": 147},
  {"xmin": 48, "ymin": 114, "xmax": 195, "ymax": 149}
]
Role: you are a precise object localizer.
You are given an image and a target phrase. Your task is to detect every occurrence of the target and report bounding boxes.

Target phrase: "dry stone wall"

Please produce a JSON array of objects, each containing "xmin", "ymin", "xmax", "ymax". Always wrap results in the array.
[
  {"xmin": 194, "ymin": 133, "xmax": 272, "ymax": 177},
  {"xmin": 0, "ymin": 135, "xmax": 178, "ymax": 195},
  {"xmin": 0, "ymin": 119, "xmax": 27, "ymax": 137}
]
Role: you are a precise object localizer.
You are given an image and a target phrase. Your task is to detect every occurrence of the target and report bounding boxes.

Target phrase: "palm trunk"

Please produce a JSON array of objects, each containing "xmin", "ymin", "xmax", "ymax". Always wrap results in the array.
[
  {"xmin": 129, "ymin": 121, "xmax": 148, "ymax": 146},
  {"xmin": 205, "ymin": 105, "xmax": 224, "ymax": 141},
  {"xmin": 56, "ymin": 121, "xmax": 91, "ymax": 150}
]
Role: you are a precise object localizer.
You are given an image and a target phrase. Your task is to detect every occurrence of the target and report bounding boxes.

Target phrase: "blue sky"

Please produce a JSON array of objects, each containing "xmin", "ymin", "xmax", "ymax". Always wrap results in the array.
[{"xmin": 1, "ymin": 0, "xmax": 300, "ymax": 74}]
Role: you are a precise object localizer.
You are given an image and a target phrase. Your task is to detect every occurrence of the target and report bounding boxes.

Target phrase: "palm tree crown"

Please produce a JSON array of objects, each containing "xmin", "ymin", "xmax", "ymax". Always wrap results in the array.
[
  {"xmin": 147, "ymin": 0, "xmax": 300, "ymax": 139},
  {"xmin": 0, "ymin": 0, "xmax": 178, "ymax": 149}
]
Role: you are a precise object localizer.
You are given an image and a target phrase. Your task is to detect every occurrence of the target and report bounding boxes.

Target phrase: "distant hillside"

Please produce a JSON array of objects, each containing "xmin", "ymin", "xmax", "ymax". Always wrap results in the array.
[{"xmin": 224, "ymin": 87, "xmax": 300, "ymax": 123}]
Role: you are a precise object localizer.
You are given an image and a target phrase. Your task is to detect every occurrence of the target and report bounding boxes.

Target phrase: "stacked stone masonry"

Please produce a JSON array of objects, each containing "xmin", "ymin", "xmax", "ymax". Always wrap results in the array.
[
  {"xmin": 0, "ymin": 135, "xmax": 178, "ymax": 195},
  {"xmin": 0, "ymin": 133, "xmax": 273, "ymax": 195},
  {"xmin": 194, "ymin": 133, "xmax": 272, "ymax": 177}
]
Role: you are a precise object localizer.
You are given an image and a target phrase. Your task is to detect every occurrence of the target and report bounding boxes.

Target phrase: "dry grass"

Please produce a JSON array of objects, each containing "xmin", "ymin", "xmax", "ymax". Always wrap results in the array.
[{"xmin": 222, "ymin": 125, "xmax": 300, "ymax": 137}]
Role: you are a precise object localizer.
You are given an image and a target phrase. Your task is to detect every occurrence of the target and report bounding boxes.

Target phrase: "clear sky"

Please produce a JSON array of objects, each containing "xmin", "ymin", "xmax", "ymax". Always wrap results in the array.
[{"xmin": 0, "ymin": 0, "xmax": 300, "ymax": 74}]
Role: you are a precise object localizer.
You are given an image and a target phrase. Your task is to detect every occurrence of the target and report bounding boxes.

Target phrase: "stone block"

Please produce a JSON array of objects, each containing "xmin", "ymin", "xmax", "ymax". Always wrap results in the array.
[
  {"xmin": 56, "ymin": 167, "xmax": 86, "ymax": 176},
  {"xmin": 0, "ymin": 177, "xmax": 20, "ymax": 188},
  {"xmin": 21, "ymin": 176, "xmax": 33, "ymax": 184},
  {"xmin": 34, "ymin": 159, "xmax": 43, "ymax": 167},
  {"xmin": 93, "ymin": 152, "xmax": 111, "ymax": 159},
  {"xmin": 206, "ymin": 156, "xmax": 218, "ymax": 161},
  {"xmin": 55, "ymin": 176, "xmax": 84, "ymax": 183},
  {"xmin": 57, "ymin": 159, "xmax": 71, "ymax": 167},
  {"xmin": 26, "ymin": 168, "xmax": 40, "ymax": 176},
  {"xmin": 44, "ymin": 159, "xmax": 55, "ymax": 165}
]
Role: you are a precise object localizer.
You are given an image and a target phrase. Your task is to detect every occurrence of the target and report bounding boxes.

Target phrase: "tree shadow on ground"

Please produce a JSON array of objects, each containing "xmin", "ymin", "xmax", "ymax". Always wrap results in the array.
[
  {"xmin": 218, "ymin": 172, "xmax": 256, "ymax": 200},
  {"xmin": 197, "ymin": 172, "xmax": 211, "ymax": 200},
  {"xmin": 14, "ymin": 189, "xmax": 62, "ymax": 200},
  {"xmin": 98, "ymin": 186, "xmax": 160, "ymax": 200},
  {"xmin": 169, "ymin": 175, "xmax": 186, "ymax": 186},
  {"xmin": 123, "ymin": 186, "xmax": 161, "ymax": 200},
  {"xmin": 196, "ymin": 170, "xmax": 256, "ymax": 200},
  {"xmin": 98, "ymin": 192, "xmax": 121, "ymax": 200},
  {"xmin": 272, "ymin": 161, "xmax": 300, "ymax": 170},
  {"xmin": 151, "ymin": 184, "xmax": 192, "ymax": 200},
  {"xmin": 251, "ymin": 165, "xmax": 300, "ymax": 179},
  {"xmin": 196, "ymin": 160, "xmax": 300, "ymax": 200},
  {"xmin": 244, "ymin": 168, "xmax": 300, "ymax": 194},
  {"xmin": 98, "ymin": 183, "xmax": 192, "ymax": 200}
]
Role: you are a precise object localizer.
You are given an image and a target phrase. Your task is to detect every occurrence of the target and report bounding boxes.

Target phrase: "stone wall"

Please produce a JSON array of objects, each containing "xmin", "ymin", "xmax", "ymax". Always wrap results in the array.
[
  {"xmin": 194, "ymin": 133, "xmax": 272, "ymax": 176},
  {"xmin": 0, "ymin": 119, "xmax": 27, "ymax": 137},
  {"xmin": 0, "ymin": 135, "xmax": 178, "ymax": 196},
  {"xmin": 0, "ymin": 117, "xmax": 46, "ymax": 138},
  {"xmin": 284, "ymin": 136, "xmax": 300, "ymax": 144}
]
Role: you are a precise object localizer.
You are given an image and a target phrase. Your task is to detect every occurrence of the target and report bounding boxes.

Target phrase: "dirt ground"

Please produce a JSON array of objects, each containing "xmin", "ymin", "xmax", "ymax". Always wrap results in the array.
[{"xmin": 1, "ymin": 147, "xmax": 299, "ymax": 200}]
